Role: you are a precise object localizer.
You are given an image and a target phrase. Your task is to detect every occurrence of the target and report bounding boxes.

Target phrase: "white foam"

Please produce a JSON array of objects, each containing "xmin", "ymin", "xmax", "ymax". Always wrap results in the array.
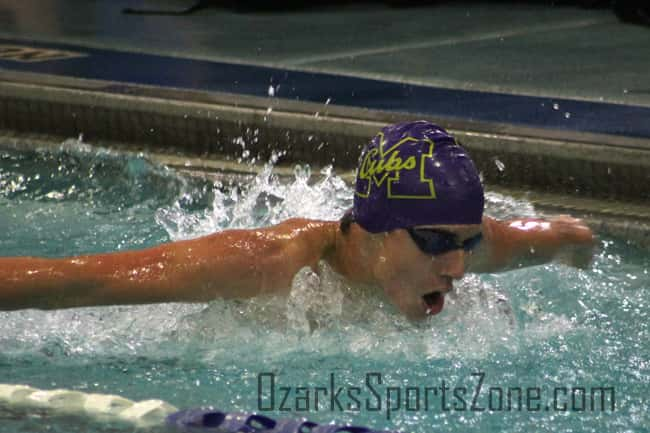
[{"xmin": 0, "ymin": 145, "xmax": 598, "ymax": 368}]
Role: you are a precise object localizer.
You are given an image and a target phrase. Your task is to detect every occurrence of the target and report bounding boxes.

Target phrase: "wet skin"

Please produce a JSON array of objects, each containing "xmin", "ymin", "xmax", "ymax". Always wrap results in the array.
[
  {"xmin": 0, "ymin": 215, "xmax": 594, "ymax": 318},
  {"xmin": 368, "ymin": 225, "xmax": 482, "ymax": 320},
  {"xmin": 327, "ymin": 215, "xmax": 594, "ymax": 320}
]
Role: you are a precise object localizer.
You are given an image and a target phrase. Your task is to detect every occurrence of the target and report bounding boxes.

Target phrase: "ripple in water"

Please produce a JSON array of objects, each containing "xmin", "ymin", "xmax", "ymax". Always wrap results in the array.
[
  {"xmin": 1, "ymin": 138, "xmax": 648, "ymax": 433},
  {"xmin": 1, "ymin": 139, "xmax": 573, "ymax": 362}
]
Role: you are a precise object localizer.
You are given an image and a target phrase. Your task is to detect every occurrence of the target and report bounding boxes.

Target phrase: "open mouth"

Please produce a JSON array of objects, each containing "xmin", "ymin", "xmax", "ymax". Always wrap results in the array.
[{"xmin": 422, "ymin": 291, "xmax": 445, "ymax": 316}]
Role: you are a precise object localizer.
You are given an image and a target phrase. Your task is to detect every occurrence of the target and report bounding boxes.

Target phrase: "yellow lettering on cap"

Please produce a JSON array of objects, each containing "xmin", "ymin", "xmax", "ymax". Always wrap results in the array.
[{"xmin": 355, "ymin": 132, "xmax": 437, "ymax": 199}]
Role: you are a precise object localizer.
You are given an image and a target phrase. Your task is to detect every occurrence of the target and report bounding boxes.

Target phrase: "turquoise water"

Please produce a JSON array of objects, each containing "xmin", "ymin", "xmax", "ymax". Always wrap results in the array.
[{"xmin": 0, "ymin": 139, "xmax": 649, "ymax": 433}]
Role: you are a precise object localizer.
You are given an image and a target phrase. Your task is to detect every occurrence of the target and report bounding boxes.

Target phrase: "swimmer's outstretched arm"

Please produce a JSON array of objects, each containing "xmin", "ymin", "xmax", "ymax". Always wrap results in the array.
[
  {"xmin": 470, "ymin": 215, "xmax": 596, "ymax": 273},
  {"xmin": 0, "ymin": 219, "xmax": 335, "ymax": 311}
]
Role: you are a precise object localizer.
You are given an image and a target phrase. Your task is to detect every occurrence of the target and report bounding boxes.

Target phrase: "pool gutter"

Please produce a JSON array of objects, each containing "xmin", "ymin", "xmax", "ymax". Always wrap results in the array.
[{"xmin": 1, "ymin": 71, "xmax": 650, "ymax": 244}]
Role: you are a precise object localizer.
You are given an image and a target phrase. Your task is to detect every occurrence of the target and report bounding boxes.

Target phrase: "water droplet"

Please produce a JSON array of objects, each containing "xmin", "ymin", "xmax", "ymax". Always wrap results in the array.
[{"xmin": 45, "ymin": 191, "xmax": 64, "ymax": 200}]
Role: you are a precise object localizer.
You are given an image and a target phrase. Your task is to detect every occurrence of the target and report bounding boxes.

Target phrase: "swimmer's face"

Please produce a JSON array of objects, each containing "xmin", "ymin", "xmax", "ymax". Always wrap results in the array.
[{"xmin": 372, "ymin": 224, "xmax": 482, "ymax": 320}]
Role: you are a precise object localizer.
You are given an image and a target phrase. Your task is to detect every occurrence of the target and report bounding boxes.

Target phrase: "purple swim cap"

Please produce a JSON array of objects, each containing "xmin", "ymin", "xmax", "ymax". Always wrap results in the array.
[{"xmin": 353, "ymin": 121, "xmax": 484, "ymax": 233}]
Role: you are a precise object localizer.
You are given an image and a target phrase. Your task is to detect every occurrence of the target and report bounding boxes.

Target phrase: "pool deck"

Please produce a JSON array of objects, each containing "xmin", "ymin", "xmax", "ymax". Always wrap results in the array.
[{"xmin": 1, "ymin": 1, "xmax": 650, "ymax": 241}]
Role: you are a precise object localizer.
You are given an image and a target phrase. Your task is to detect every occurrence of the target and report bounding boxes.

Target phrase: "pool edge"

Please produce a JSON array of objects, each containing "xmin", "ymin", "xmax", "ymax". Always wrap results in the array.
[
  {"xmin": 1, "ymin": 70, "xmax": 649, "ymax": 212},
  {"xmin": 3, "ymin": 128, "xmax": 650, "ymax": 247}
]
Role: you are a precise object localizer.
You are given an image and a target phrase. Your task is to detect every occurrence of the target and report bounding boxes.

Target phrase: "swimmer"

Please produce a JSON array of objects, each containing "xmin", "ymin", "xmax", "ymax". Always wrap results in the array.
[{"xmin": 0, "ymin": 121, "xmax": 595, "ymax": 319}]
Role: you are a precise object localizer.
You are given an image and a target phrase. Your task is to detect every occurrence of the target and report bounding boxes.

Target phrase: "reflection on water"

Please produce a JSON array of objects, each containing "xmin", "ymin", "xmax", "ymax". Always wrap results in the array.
[
  {"xmin": 1, "ymin": 138, "xmax": 649, "ymax": 433},
  {"xmin": 0, "ymin": 138, "xmax": 533, "ymax": 360}
]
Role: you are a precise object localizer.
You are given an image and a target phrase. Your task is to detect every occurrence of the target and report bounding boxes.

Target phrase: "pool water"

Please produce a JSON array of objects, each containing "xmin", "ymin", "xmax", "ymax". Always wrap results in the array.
[{"xmin": 0, "ymin": 138, "xmax": 649, "ymax": 433}]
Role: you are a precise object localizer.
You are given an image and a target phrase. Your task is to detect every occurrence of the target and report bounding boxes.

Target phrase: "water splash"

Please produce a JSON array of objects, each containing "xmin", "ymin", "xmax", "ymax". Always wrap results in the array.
[
  {"xmin": 2, "ymin": 138, "xmax": 648, "ymax": 433},
  {"xmin": 157, "ymin": 159, "xmax": 351, "ymax": 241},
  {"xmin": 0, "ymin": 139, "xmax": 640, "ymax": 368},
  {"xmin": 484, "ymin": 191, "xmax": 537, "ymax": 220}
]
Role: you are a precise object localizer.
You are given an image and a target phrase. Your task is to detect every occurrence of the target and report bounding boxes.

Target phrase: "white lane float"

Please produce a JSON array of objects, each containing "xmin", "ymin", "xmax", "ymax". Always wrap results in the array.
[{"xmin": 0, "ymin": 383, "xmax": 177, "ymax": 427}]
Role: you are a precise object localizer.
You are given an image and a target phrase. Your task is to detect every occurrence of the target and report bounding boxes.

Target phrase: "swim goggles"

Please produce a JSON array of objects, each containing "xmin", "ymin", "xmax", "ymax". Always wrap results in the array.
[{"xmin": 407, "ymin": 227, "xmax": 483, "ymax": 256}]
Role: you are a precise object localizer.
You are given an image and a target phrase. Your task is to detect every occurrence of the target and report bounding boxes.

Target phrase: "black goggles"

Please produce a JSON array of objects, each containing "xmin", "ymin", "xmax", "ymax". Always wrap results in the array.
[{"xmin": 407, "ymin": 227, "xmax": 483, "ymax": 256}]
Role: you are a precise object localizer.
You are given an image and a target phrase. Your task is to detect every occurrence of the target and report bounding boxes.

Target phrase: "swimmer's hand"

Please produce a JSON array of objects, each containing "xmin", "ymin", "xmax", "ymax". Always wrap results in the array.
[
  {"xmin": 470, "ymin": 215, "xmax": 596, "ymax": 273},
  {"xmin": 547, "ymin": 215, "xmax": 596, "ymax": 269}
]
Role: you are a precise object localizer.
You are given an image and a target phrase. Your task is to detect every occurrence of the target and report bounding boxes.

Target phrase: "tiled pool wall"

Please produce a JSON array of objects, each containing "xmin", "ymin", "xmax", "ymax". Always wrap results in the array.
[{"xmin": 2, "ymin": 78, "xmax": 649, "ymax": 203}]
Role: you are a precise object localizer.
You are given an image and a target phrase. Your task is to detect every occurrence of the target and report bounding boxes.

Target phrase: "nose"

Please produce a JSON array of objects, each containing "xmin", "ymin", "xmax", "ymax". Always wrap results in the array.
[{"xmin": 436, "ymin": 249, "xmax": 466, "ymax": 280}]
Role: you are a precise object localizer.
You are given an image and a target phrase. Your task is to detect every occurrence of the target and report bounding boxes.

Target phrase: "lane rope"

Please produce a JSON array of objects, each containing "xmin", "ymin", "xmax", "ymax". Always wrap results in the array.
[
  {"xmin": 1, "ymin": 383, "xmax": 399, "ymax": 432},
  {"xmin": 0, "ymin": 383, "xmax": 177, "ymax": 427},
  {"xmin": 167, "ymin": 407, "xmax": 400, "ymax": 432}
]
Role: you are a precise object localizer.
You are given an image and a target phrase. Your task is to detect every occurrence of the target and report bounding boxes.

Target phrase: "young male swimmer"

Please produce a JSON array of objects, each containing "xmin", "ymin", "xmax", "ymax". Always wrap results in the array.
[{"xmin": 0, "ymin": 121, "xmax": 594, "ymax": 320}]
